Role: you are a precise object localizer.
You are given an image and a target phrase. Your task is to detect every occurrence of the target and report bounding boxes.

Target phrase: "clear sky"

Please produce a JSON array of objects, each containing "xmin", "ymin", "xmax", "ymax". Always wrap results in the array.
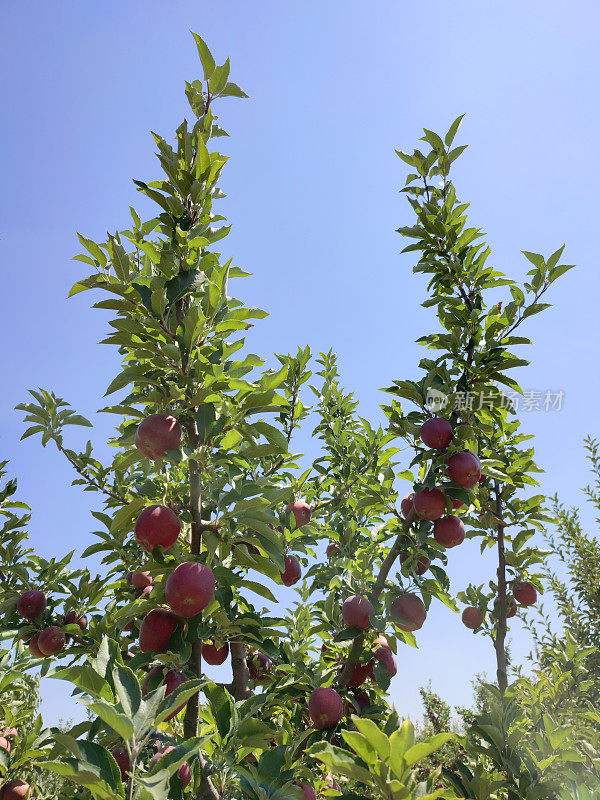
[{"xmin": 1, "ymin": 0, "xmax": 599, "ymax": 727}]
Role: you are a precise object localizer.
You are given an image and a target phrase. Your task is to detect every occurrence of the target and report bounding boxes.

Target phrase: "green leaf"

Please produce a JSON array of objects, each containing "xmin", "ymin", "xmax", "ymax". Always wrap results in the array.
[
  {"xmin": 209, "ymin": 58, "xmax": 231, "ymax": 94},
  {"xmin": 340, "ymin": 731, "xmax": 377, "ymax": 765},
  {"xmin": 86, "ymin": 701, "xmax": 134, "ymax": 741},
  {"xmin": 112, "ymin": 664, "xmax": 141, "ymax": 718},
  {"xmin": 155, "ymin": 679, "xmax": 205, "ymax": 725},
  {"xmin": 404, "ymin": 733, "xmax": 453, "ymax": 766},
  {"xmin": 444, "ymin": 114, "xmax": 464, "ymax": 147},
  {"xmin": 204, "ymin": 680, "xmax": 234, "ymax": 739},
  {"xmin": 352, "ymin": 716, "xmax": 390, "ymax": 760},
  {"xmin": 191, "ymin": 32, "xmax": 215, "ymax": 79}
]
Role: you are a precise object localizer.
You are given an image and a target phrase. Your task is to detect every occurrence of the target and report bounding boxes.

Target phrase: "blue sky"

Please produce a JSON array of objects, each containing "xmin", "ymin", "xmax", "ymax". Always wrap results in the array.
[{"xmin": 1, "ymin": 0, "xmax": 599, "ymax": 726}]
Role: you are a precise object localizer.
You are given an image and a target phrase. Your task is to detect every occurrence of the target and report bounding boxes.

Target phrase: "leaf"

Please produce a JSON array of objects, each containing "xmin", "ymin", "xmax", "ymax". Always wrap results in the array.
[
  {"xmin": 191, "ymin": 32, "xmax": 215, "ymax": 79},
  {"xmin": 155, "ymin": 679, "xmax": 205, "ymax": 725},
  {"xmin": 204, "ymin": 680, "xmax": 234, "ymax": 740},
  {"xmin": 340, "ymin": 731, "xmax": 377, "ymax": 765},
  {"xmin": 404, "ymin": 733, "xmax": 453, "ymax": 766},
  {"xmin": 352, "ymin": 716, "xmax": 391, "ymax": 760},
  {"xmin": 221, "ymin": 81, "xmax": 249, "ymax": 98},
  {"xmin": 444, "ymin": 114, "xmax": 464, "ymax": 146},
  {"xmin": 112, "ymin": 664, "xmax": 141, "ymax": 718},
  {"xmin": 86, "ymin": 701, "xmax": 134, "ymax": 740}
]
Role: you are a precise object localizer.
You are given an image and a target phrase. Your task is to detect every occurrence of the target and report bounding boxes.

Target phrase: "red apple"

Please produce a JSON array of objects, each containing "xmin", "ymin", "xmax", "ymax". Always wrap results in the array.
[
  {"xmin": 0, "ymin": 780, "xmax": 30, "ymax": 800},
  {"xmin": 495, "ymin": 596, "xmax": 518, "ymax": 618},
  {"xmin": 308, "ymin": 687, "xmax": 343, "ymax": 729},
  {"xmin": 400, "ymin": 551, "xmax": 430, "ymax": 575},
  {"xmin": 202, "ymin": 640, "xmax": 229, "ymax": 665},
  {"xmin": 248, "ymin": 652, "xmax": 272, "ymax": 681},
  {"xmin": 326, "ymin": 542, "xmax": 341, "ymax": 559},
  {"xmin": 373, "ymin": 646, "xmax": 397, "ymax": 677},
  {"xmin": 37, "ymin": 626, "xmax": 66, "ymax": 656},
  {"xmin": 28, "ymin": 632, "xmax": 45, "ymax": 658},
  {"xmin": 165, "ymin": 561, "xmax": 216, "ymax": 618},
  {"xmin": 0, "ymin": 737, "xmax": 10, "ymax": 753},
  {"xmin": 286, "ymin": 500, "xmax": 311, "ymax": 528},
  {"xmin": 513, "ymin": 581, "xmax": 537, "ymax": 606},
  {"xmin": 390, "ymin": 593, "xmax": 427, "ymax": 632},
  {"xmin": 134, "ymin": 505, "xmax": 181, "ymax": 552},
  {"xmin": 16, "ymin": 590, "xmax": 46, "ymax": 620},
  {"xmin": 433, "ymin": 516, "xmax": 466, "ymax": 548},
  {"xmin": 139, "ymin": 607, "xmax": 180, "ymax": 653},
  {"xmin": 452, "ymin": 498, "xmax": 464, "ymax": 509},
  {"xmin": 64, "ymin": 611, "xmax": 88, "ymax": 629},
  {"xmin": 298, "ymin": 782, "xmax": 316, "ymax": 800},
  {"xmin": 131, "ymin": 571, "xmax": 153, "ymax": 589},
  {"xmin": 134, "ymin": 414, "xmax": 183, "ymax": 460},
  {"xmin": 280, "ymin": 554, "xmax": 302, "ymax": 586},
  {"xmin": 345, "ymin": 660, "xmax": 375, "ymax": 689},
  {"xmin": 111, "ymin": 747, "xmax": 130, "ymax": 782},
  {"xmin": 343, "ymin": 689, "xmax": 370, "ymax": 717},
  {"xmin": 149, "ymin": 747, "xmax": 191, "ymax": 787},
  {"xmin": 143, "ymin": 668, "xmax": 187, "ymax": 720},
  {"xmin": 462, "ymin": 607, "xmax": 484, "ymax": 629},
  {"xmin": 447, "ymin": 451, "xmax": 482, "ymax": 488},
  {"xmin": 342, "ymin": 595, "xmax": 374, "ymax": 630},
  {"xmin": 136, "ymin": 585, "xmax": 153, "ymax": 600},
  {"xmin": 413, "ymin": 488, "xmax": 446, "ymax": 521},
  {"xmin": 400, "ymin": 492, "xmax": 414, "ymax": 518},
  {"xmin": 420, "ymin": 417, "xmax": 453, "ymax": 449},
  {"xmin": 375, "ymin": 634, "xmax": 393, "ymax": 650}
]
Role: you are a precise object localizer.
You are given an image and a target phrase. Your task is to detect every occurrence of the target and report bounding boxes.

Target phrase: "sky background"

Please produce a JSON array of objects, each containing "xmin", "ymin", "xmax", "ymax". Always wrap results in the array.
[{"xmin": 1, "ymin": 0, "xmax": 599, "ymax": 727}]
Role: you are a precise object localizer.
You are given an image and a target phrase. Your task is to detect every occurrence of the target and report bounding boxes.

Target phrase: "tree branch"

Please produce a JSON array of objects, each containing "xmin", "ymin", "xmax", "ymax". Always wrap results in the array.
[{"xmin": 493, "ymin": 480, "xmax": 508, "ymax": 694}]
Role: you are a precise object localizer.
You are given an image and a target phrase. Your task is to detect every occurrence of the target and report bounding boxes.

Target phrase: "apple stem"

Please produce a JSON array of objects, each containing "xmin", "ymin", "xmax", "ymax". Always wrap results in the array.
[{"xmin": 493, "ymin": 480, "xmax": 508, "ymax": 695}]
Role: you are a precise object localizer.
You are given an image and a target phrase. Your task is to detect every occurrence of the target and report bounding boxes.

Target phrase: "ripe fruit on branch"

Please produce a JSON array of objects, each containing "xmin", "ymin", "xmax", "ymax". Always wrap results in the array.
[
  {"xmin": 390, "ymin": 593, "xmax": 427, "ymax": 632},
  {"xmin": 494, "ymin": 596, "xmax": 517, "ymax": 618},
  {"xmin": 135, "ymin": 505, "xmax": 181, "ymax": 553},
  {"xmin": 308, "ymin": 687, "xmax": 343, "ymax": 729},
  {"xmin": 142, "ymin": 668, "xmax": 187, "ymax": 721},
  {"xmin": 202, "ymin": 640, "xmax": 229, "ymax": 665},
  {"xmin": 343, "ymin": 689, "xmax": 370, "ymax": 717},
  {"xmin": 452, "ymin": 498, "xmax": 464, "ymax": 509},
  {"xmin": 64, "ymin": 611, "xmax": 88, "ymax": 629},
  {"xmin": 28, "ymin": 632, "xmax": 45, "ymax": 658},
  {"xmin": 420, "ymin": 417, "xmax": 453, "ymax": 449},
  {"xmin": 0, "ymin": 779, "xmax": 31, "ymax": 800},
  {"xmin": 37, "ymin": 626, "xmax": 66, "ymax": 656},
  {"xmin": 462, "ymin": 607, "xmax": 484, "ymax": 629},
  {"xmin": 298, "ymin": 783, "xmax": 316, "ymax": 800},
  {"xmin": 149, "ymin": 747, "xmax": 191, "ymax": 787},
  {"xmin": 134, "ymin": 414, "xmax": 183, "ymax": 460},
  {"xmin": 513, "ymin": 581, "xmax": 537, "ymax": 606},
  {"xmin": 0, "ymin": 738, "xmax": 10, "ymax": 753},
  {"xmin": 374, "ymin": 646, "xmax": 397, "ymax": 677},
  {"xmin": 139, "ymin": 607, "xmax": 180, "ymax": 653},
  {"xmin": 130, "ymin": 571, "xmax": 153, "ymax": 589},
  {"xmin": 342, "ymin": 595, "xmax": 374, "ymax": 630},
  {"xmin": 286, "ymin": 499, "xmax": 311, "ymax": 528},
  {"xmin": 413, "ymin": 488, "xmax": 446, "ymax": 521},
  {"xmin": 16, "ymin": 590, "xmax": 46, "ymax": 620},
  {"xmin": 446, "ymin": 451, "xmax": 482, "ymax": 488},
  {"xmin": 326, "ymin": 542, "xmax": 341, "ymax": 559},
  {"xmin": 400, "ymin": 493, "xmax": 414, "ymax": 518},
  {"xmin": 248, "ymin": 652, "xmax": 272, "ymax": 681},
  {"xmin": 400, "ymin": 551, "xmax": 430, "ymax": 575},
  {"xmin": 433, "ymin": 516, "xmax": 466, "ymax": 548},
  {"xmin": 345, "ymin": 660, "xmax": 375, "ymax": 689},
  {"xmin": 111, "ymin": 747, "xmax": 130, "ymax": 782},
  {"xmin": 165, "ymin": 561, "xmax": 216, "ymax": 617},
  {"xmin": 280, "ymin": 554, "xmax": 302, "ymax": 586},
  {"xmin": 136, "ymin": 585, "xmax": 153, "ymax": 600}
]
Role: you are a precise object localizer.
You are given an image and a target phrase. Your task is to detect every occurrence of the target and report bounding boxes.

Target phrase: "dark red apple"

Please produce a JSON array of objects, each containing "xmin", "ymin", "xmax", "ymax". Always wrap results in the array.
[
  {"xmin": 447, "ymin": 451, "xmax": 481, "ymax": 488},
  {"xmin": 134, "ymin": 414, "xmax": 183, "ymax": 460},
  {"xmin": 64, "ymin": 611, "xmax": 88, "ymax": 629},
  {"xmin": 134, "ymin": 505, "xmax": 181, "ymax": 553},
  {"xmin": 202, "ymin": 640, "xmax": 229, "ymax": 665},
  {"xmin": 286, "ymin": 499, "xmax": 311, "ymax": 528},
  {"xmin": 0, "ymin": 737, "xmax": 10, "ymax": 753},
  {"xmin": 345, "ymin": 660, "xmax": 375, "ymax": 689},
  {"xmin": 326, "ymin": 542, "xmax": 341, "ymax": 559},
  {"xmin": 433, "ymin": 516, "xmax": 466, "ymax": 548},
  {"xmin": 131, "ymin": 571, "xmax": 153, "ymax": 589},
  {"xmin": 400, "ymin": 551, "xmax": 430, "ymax": 575},
  {"xmin": 413, "ymin": 488, "xmax": 446, "ymax": 521},
  {"xmin": 462, "ymin": 607, "xmax": 484, "ymax": 629},
  {"xmin": 280, "ymin": 554, "xmax": 302, "ymax": 586},
  {"xmin": 139, "ymin": 607, "xmax": 180, "ymax": 653},
  {"xmin": 0, "ymin": 780, "xmax": 30, "ymax": 800},
  {"xmin": 136, "ymin": 585, "xmax": 153, "ymax": 600},
  {"xmin": 373, "ymin": 646, "xmax": 397, "ymax": 677},
  {"xmin": 343, "ymin": 689, "xmax": 370, "ymax": 717},
  {"xmin": 452, "ymin": 498, "xmax": 464, "ymax": 509},
  {"xmin": 165, "ymin": 561, "xmax": 216, "ymax": 618},
  {"xmin": 149, "ymin": 747, "xmax": 191, "ymax": 787},
  {"xmin": 342, "ymin": 595, "xmax": 374, "ymax": 630},
  {"xmin": 513, "ymin": 581, "xmax": 537, "ymax": 606},
  {"xmin": 111, "ymin": 747, "xmax": 130, "ymax": 782},
  {"xmin": 308, "ymin": 687, "xmax": 343, "ymax": 729},
  {"xmin": 37, "ymin": 626, "xmax": 66, "ymax": 656},
  {"xmin": 248, "ymin": 652, "xmax": 272, "ymax": 681},
  {"xmin": 390, "ymin": 593, "xmax": 427, "ymax": 632},
  {"xmin": 400, "ymin": 492, "xmax": 414, "ymax": 518},
  {"xmin": 420, "ymin": 417, "xmax": 453, "ymax": 449},
  {"xmin": 16, "ymin": 590, "xmax": 46, "ymax": 620},
  {"xmin": 297, "ymin": 782, "xmax": 316, "ymax": 800},
  {"xmin": 28, "ymin": 632, "xmax": 45, "ymax": 658}
]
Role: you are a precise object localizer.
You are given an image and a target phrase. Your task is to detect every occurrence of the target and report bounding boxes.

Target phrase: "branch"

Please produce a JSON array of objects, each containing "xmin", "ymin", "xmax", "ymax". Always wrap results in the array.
[
  {"xmin": 53, "ymin": 439, "xmax": 128, "ymax": 505},
  {"xmin": 312, "ymin": 454, "xmax": 375, "ymax": 514},
  {"xmin": 493, "ymin": 480, "xmax": 508, "ymax": 695}
]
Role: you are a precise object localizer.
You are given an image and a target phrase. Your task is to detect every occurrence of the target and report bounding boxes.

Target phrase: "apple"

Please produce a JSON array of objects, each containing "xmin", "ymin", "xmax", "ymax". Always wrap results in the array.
[
  {"xmin": 149, "ymin": 747, "xmax": 191, "ymax": 787},
  {"xmin": 462, "ymin": 607, "xmax": 484, "ymax": 629},
  {"xmin": 37, "ymin": 626, "xmax": 66, "ymax": 656},
  {"xmin": 326, "ymin": 542, "xmax": 341, "ymax": 559},
  {"xmin": 513, "ymin": 581, "xmax": 537, "ymax": 606},
  {"xmin": 64, "ymin": 611, "xmax": 88, "ymax": 629},
  {"xmin": 0, "ymin": 738, "xmax": 10, "ymax": 753},
  {"xmin": 136, "ymin": 585, "xmax": 153, "ymax": 600},
  {"xmin": 286, "ymin": 500, "xmax": 311, "ymax": 528},
  {"xmin": 447, "ymin": 451, "xmax": 482, "ymax": 488},
  {"xmin": 452, "ymin": 498, "xmax": 464, "ymax": 509},
  {"xmin": 324, "ymin": 775, "xmax": 341, "ymax": 792},
  {"xmin": 308, "ymin": 687, "xmax": 343, "ymax": 729},
  {"xmin": 390, "ymin": 593, "xmax": 427, "ymax": 632},
  {"xmin": 165, "ymin": 561, "xmax": 216, "ymax": 617},
  {"xmin": 4, "ymin": 729, "xmax": 17, "ymax": 739},
  {"xmin": 143, "ymin": 668, "xmax": 187, "ymax": 721},
  {"xmin": 131, "ymin": 571, "xmax": 153, "ymax": 589},
  {"xmin": 280, "ymin": 554, "xmax": 302, "ymax": 586},
  {"xmin": 420, "ymin": 417, "xmax": 453, "ymax": 449},
  {"xmin": 374, "ymin": 646, "xmax": 397, "ymax": 677},
  {"xmin": 28, "ymin": 632, "xmax": 45, "ymax": 658},
  {"xmin": 202, "ymin": 640, "xmax": 229, "ymax": 665},
  {"xmin": 139, "ymin": 607, "xmax": 180, "ymax": 653},
  {"xmin": 400, "ymin": 492, "xmax": 414, "ymax": 518},
  {"xmin": 111, "ymin": 747, "xmax": 130, "ymax": 782},
  {"xmin": 0, "ymin": 780, "xmax": 30, "ymax": 800},
  {"xmin": 248, "ymin": 652, "xmax": 272, "ymax": 681},
  {"xmin": 345, "ymin": 660, "xmax": 375, "ymax": 689},
  {"xmin": 342, "ymin": 595, "xmax": 374, "ymax": 630},
  {"xmin": 413, "ymin": 488, "xmax": 446, "ymax": 521},
  {"xmin": 374, "ymin": 634, "xmax": 394, "ymax": 650},
  {"xmin": 298, "ymin": 782, "xmax": 316, "ymax": 800},
  {"xmin": 400, "ymin": 551, "xmax": 430, "ymax": 575},
  {"xmin": 494, "ymin": 596, "xmax": 517, "ymax": 618},
  {"xmin": 433, "ymin": 516, "xmax": 466, "ymax": 548},
  {"xmin": 134, "ymin": 414, "xmax": 183, "ymax": 460},
  {"xmin": 16, "ymin": 590, "xmax": 46, "ymax": 620},
  {"xmin": 134, "ymin": 505, "xmax": 181, "ymax": 552},
  {"xmin": 343, "ymin": 689, "xmax": 370, "ymax": 717}
]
